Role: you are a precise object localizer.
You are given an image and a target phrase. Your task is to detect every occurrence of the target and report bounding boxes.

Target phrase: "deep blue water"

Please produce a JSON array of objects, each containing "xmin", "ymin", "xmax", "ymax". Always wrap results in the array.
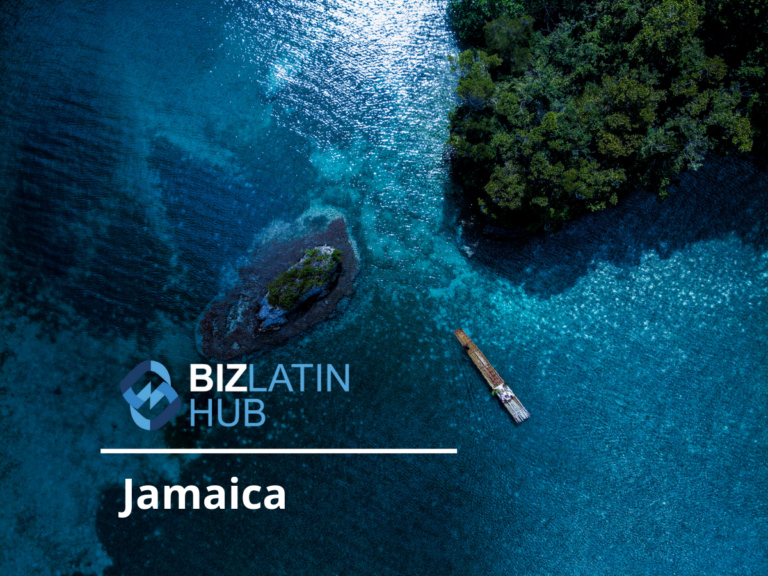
[{"xmin": 0, "ymin": 0, "xmax": 766, "ymax": 574}]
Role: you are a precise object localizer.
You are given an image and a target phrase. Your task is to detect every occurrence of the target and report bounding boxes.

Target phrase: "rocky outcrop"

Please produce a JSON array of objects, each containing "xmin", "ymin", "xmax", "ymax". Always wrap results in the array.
[
  {"xmin": 257, "ymin": 245, "xmax": 341, "ymax": 329},
  {"xmin": 197, "ymin": 218, "xmax": 357, "ymax": 361}
]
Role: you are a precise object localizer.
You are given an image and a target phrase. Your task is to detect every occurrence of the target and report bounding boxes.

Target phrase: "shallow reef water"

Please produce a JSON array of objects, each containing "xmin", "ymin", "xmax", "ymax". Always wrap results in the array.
[{"xmin": 0, "ymin": 0, "xmax": 766, "ymax": 574}]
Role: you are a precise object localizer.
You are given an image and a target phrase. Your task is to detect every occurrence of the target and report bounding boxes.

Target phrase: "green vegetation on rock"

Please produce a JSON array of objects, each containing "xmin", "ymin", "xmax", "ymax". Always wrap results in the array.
[
  {"xmin": 267, "ymin": 247, "xmax": 342, "ymax": 310},
  {"xmin": 447, "ymin": 0, "xmax": 766, "ymax": 229}
]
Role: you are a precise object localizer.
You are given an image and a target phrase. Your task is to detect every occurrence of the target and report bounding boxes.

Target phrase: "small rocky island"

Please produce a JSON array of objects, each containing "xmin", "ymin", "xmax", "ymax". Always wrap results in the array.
[
  {"xmin": 259, "ymin": 245, "xmax": 342, "ymax": 329},
  {"xmin": 197, "ymin": 218, "xmax": 357, "ymax": 361}
]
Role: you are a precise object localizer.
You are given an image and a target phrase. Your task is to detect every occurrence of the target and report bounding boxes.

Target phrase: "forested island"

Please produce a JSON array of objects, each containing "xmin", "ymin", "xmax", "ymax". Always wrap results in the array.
[{"xmin": 447, "ymin": 0, "xmax": 767, "ymax": 230}]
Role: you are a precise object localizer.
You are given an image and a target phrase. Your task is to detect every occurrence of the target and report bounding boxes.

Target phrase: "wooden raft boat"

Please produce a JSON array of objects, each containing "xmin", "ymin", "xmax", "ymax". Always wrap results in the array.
[{"xmin": 454, "ymin": 328, "xmax": 530, "ymax": 423}]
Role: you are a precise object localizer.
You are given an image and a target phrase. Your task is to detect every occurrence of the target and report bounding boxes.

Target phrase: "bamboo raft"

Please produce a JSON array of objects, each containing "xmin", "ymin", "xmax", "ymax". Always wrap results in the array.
[{"xmin": 454, "ymin": 329, "xmax": 530, "ymax": 423}]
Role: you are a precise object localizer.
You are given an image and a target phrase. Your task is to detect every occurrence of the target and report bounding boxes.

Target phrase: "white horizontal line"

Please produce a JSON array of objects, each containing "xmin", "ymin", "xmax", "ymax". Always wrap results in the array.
[{"xmin": 101, "ymin": 448, "xmax": 457, "ymax": 455}]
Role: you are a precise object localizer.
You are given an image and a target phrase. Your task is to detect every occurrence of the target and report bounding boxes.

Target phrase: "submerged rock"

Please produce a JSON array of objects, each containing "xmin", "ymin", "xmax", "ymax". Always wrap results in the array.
[{"xmin": 197, "ymin": 218, "xmax": 357, "ymax": 361}]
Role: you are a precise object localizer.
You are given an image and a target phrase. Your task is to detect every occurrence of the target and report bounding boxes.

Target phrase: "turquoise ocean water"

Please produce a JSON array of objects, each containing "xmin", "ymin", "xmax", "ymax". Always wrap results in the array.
[{"xmin": 0, "ymin": 0, "xmax": 766, "ymax": 574}]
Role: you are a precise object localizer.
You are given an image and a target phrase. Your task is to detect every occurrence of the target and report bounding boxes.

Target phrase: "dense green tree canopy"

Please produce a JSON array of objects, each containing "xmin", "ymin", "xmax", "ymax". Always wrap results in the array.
[{"xmin": 447, "ymin": 0, "xmax": 766, "ymax": 229}]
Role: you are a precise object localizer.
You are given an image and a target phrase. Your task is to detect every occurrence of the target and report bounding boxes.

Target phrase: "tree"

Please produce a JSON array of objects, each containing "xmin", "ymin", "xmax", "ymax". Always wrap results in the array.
[{"xmin": 447, "ymin": 0, "xmax": 756, "ymax": 230}]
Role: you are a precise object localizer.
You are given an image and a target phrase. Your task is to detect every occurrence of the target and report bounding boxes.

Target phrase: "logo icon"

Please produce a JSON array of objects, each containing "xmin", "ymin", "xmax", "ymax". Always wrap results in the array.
[{"xmin": 120, "ymin": 361, "xmax": 181, "ymax": 430}]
